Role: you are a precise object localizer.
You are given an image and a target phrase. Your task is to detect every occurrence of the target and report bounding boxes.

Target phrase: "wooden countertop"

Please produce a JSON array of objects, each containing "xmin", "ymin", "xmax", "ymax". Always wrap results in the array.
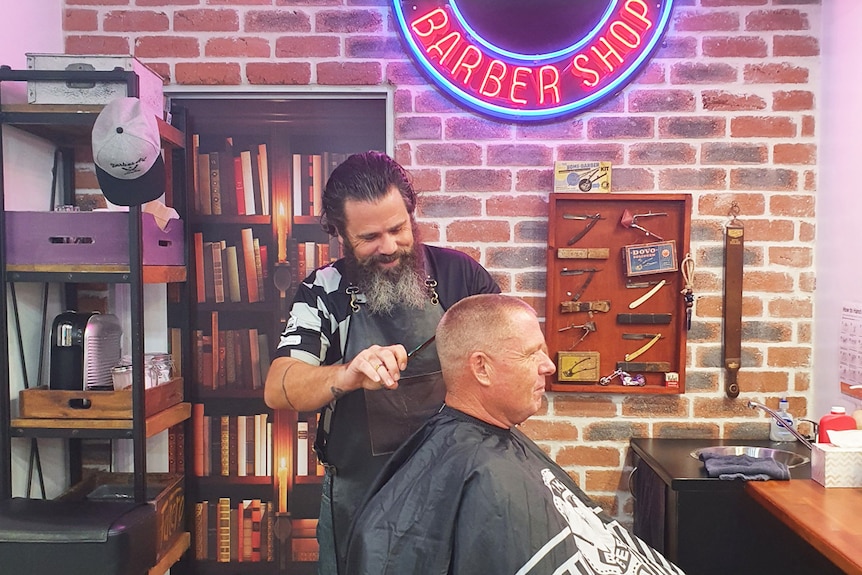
[{"xmin": 747, "ymin": 480, "xmax": 862, "ymax": 575}]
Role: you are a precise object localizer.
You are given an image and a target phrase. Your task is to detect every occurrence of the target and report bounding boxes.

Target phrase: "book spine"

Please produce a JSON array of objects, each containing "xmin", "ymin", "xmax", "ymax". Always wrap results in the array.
[
  {"xmin": 198, "ymin": 152, "xmax": 212, "ymax": 216},
  {"xmin": 297, "ymin": 421, "xmax": 309, "ymax": 476},
  {"xmin": 234, "ymin": 155, "xmax": 246, "ymax": 216},
  {"xmin": 218, "ymin": 497, "xmax": 231, "ymax": 562},
  {"xmin": 253, "ymin": 238, "xmax": 265, "ymax": 303},
  {"xmin": 194, "ymin": 232, "xmax": 206, "ymax": 304},
  {"xmin": 240, "ymin": 150, "xmax": 256, "ymax": 215},
  {"xmin": 258, "ymin": 143, "xmax": 271, "ymax": 216},
  {"xmin": 241, "ymin": 228, "xmax": 260, "ymax": 304},
  {"xmin": 212, "ymin": 241, "xmax": 225, "ymax": 304},
  {"xmin": 210, "ymin": 151, "xmax": 222, "ymax": 215},
  {"xmin": 221, "ymin": 415, "xmax": 230, "ymax": 477}
]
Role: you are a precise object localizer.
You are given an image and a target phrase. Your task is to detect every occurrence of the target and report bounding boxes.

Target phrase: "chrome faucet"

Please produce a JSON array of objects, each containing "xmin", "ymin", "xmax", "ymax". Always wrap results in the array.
[{"xmin": 747, "ymin": 401, "xmax": 813, "ymax": 449}]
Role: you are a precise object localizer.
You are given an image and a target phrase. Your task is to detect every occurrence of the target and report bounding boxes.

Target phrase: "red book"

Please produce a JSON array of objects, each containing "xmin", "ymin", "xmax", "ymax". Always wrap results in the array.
[{"xmin": 234, "ymin": 155, "xmax": 246, "ymax": 216}]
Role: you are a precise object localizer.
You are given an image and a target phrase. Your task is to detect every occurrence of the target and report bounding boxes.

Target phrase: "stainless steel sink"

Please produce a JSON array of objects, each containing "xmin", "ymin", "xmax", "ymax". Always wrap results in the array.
[{"xmin": 690, "ymin": 446, "xmax": 810, "ymax": 468}]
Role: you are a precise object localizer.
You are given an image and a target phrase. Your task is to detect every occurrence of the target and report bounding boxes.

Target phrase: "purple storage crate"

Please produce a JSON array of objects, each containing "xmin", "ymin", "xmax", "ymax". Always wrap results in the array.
[{"xmin": 5, "ymin": 211, "xmax": 184, "ymax": 267}]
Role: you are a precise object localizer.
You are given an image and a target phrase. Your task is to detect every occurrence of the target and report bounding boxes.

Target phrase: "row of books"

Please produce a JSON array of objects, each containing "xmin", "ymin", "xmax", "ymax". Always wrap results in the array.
[
  {"xmin": 194, "ymin": 498, "xmax": 274, "ymax": 563},
  {"xmin": 191, "ymin": 405, "xmax": 272, "ymax": 478},
  {"xmin": 291, "ymin": 238, "xmax": 338, "ymax": 283},
  {"xmin": 194, "ymin": 313, "xmax": 271, "ymax": 391},
  {"xmin": 193, "ymin": 136, "xmax": 271, "ymax": 217},
  {"xmin": 296, "ymin": 416, "xmax": 324, "ymax": 477},
  {"xmin": 194, "ymin": 229, "xmax": 267, "ymax": 305},
  {"xmin": 292, "ymin": 152, "xmax": 349, "ymax": 218}
]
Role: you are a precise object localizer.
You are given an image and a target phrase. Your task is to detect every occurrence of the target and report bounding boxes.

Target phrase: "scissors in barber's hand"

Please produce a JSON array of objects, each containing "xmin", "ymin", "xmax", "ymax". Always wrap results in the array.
[{"xmin": 407, "ymin": 335, "xmax": 436, "ymax": 359}]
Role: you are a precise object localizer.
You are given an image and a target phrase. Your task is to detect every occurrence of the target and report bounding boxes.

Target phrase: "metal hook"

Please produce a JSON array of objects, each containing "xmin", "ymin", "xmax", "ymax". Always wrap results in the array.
[{"xmin": 620, "ymin": 209, "xmax": 666, "ymax": 240}]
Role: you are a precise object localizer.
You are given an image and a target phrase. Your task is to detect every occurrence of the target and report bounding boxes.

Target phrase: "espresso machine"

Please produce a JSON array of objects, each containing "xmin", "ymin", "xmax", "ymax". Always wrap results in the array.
[{"xmin": 49, "ymin": 311, "xmax": 122, "ymax": 390}]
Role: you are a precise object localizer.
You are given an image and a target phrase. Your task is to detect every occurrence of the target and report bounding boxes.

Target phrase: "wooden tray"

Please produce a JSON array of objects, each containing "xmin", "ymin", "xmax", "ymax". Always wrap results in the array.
[
  {"xmin": 18, "ymin": 377, "xmax": 183, "ymax": 419},
  {"xmin": 546, "ymin": 193, "xmax": 691, "ymax": 393}
]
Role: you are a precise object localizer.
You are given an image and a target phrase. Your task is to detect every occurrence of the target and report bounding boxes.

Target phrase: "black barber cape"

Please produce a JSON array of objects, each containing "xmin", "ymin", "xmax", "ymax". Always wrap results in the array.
[{"xmin": 345, "ymin": 406, "xmax": 685, "ymax": 575}]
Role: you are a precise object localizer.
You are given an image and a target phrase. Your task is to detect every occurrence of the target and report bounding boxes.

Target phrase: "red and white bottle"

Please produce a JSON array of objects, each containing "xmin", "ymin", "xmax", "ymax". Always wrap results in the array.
[{"xmin": 818, "ymin": 406, "xmax": 856, "ymax": 443}]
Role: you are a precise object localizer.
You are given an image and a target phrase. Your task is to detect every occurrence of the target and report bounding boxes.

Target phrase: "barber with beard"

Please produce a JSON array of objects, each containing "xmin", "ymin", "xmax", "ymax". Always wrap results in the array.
[{"xmin": 264, "ymin": 151, "xmax": 500, "ymax": 575}]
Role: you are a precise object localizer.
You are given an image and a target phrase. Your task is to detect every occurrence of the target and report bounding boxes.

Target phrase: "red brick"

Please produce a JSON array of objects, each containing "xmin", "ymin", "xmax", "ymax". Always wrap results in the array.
[
  {"xmin": 393, "ymin": 89, "xmax": 413, "ymax": 114},
  {"xmin": 659, "ymin": 168, "xmax": 726, "ymax": 190},
  {"xmin": 445, "ymin": 117, "xmax": 512, "ymax": 140},
  {"xmin": 417, "ymin": 195, "xmax": 480, "ymax": 218},
  {"xmin": 206, "ymin": 37, "xmax": 271, "ymax": 58},
  {"xmin": 174, "ymin": 62, "xmax": 241, "ymax": 85},
  {"xmin": 744, "ymin": 63, "xmax": 809, "ymax": 84},
  {"xmin": 174, "ymin": 9, "xmax": 239, "ymax": 32},
  {"xmin": 317, "ymin": 61, "xmax": 381, "ymax": 85},
  {"xmin": 485, "ymin": 246, "xmax": 544, "ymax": 269},
  {"xmin": 674, "ymin": 11, "xmax": 740, "ymax": 32},
  {"xmin": 585, "ymin": 469, "xmax": 629, "ymax": 493},
  {"xmin": 659, "ymin": 117, "xmax": 725, "ymax": 139},
  {"xmin": 385, "ymin": 61, "xmax": 426, "ymax": 85},
  {"xmin": 408, "ymin": 168, "xmax": 441, "ymax": 193},
  {"xmin": 396, "ymin": 117, "xmax": 443, "ymax": 141},
  {"xmin": 633, "ymin": 62, "xmax": 666, "ymax": 85},
  {"xmin": 653, "ymin": 422, "xmax": 720, "ymax": 439},
  {"xmin": 553, "ymin": 395, "xmax": 617, "ymax": 418},
  {"xmin": 247, "ymin": 62, "xmax": 311, "ymax": 85},
  {"xmin": 653, "ymin": 36, "xmax": 697, "ymax": 59},
  {"xmin": 629, "ymin": 89, "xmax": 695, "ymax": 113},
  {"xmin": 488, "ymin": 144, "xmax": 552, "ymax": 167},
  {"xmin": 774, "ymin": 35, "xmax": 819, "ymax": 57},
  {"xmin": 557, "ymin": 144, "xmax": 624, "ymax": 164},
  {"xmin": 346, "ymin": 36, "xmax": 403, "ymax": 59},
  {"xmin": 446, "ymin": 220, "xmax": 510, "ymax": 243},
  {"xmin": 730, "ymin": 116, "xmax": 796, "ymax": 138},
  {"xmin": 743, "ymin": 218, "xmax": 795, "ymax": 242},
  {"xmin": 702, "ymin": 36, "xmax": 767, "ymax": 58},
  {"xmin": 516, "ymin": 120, "xmax": 584, "ymax": 140},
  {"xmin": 629, "ymin": 143, "xmax": 696, "ymax": 165},
  {"xmin": 414, "ymin": 89, "xmax": 463, "ymax": 113},
  {"xmin": 103, "ymin": 9, "xmax": 168, "ymax": 31},
  {"xmin": 446, "ymin": 169, "xmax": 511, "ymax": 193},
  {"xmin": 737, "ymin": 370, "xmax": 790, "ymax": 394},
  {"xmin": 65, "ymin": 9, "xmax": 98, "ymax": 31},
  {"xmin": 770, "ymin": 194, "xmax": 814, "ymax": 217},
  {"xmin": 610, "ymin": 168, "xmax": 654, "ymax": 191},
  {"xmin": 702, "ymin": 90, "xmax": 767, "ymax": 111},
  {"xmin": 416, "ymin": 221, "xmax": 440, "ymax": 243},
  {"xmin": 415, "ymin": 143, "xmax": 481, "ymax": 166},
  {"xmin": 698, "ymin": 193, "xmax": 766, "ymax": 216},
  {"xmin": 768, "ymin": 347, "xmax": 811, "ymax": 368},
  {"xmin": 275, "ymin": 36, "xmax": 340, "ymax": 58},
  {"xmin": 519, "ymin": 418, "xmax": 578, "ymax": 442},
  {"xmin": 768, "ymin": 297, "xmax": 813, "ymax": 318},
  {"xmin": 746, "ymin": 9, "xmax": 810, "ymax": 31},
  {"xmin": 556, "ymin": 445, "xmax": 621, "ymax": 468},
  {"xmin": 670, "ymin": 62, "xmax": 737, "ymax": 84},
  {"xmin": 515, "ymin": 170, "xmax": 554, "ymax": 193},
  {"xmin": 801, "ymin": 115, "xmax": 815, "ymax": 137},
  {"xmin": 799, "ymin": 221, "xmax": 814, "ymax": 243},
  {"xmin": 246, "ymin": 9, "xmax": 310, "ymax": 33},
  {"xmin": 729, "ymin": 168, "xmax": 797, "ymax": 190},
  {"xmin": 702, "ymin": 142, "xmax": 767, "ymax": 164},
  {"xmin": 136, "ymin": 36, "xmax": 199, "ymax": 58},
  {"xmin": 773, "ymin": 143, "xmax": 815, "ymax": 164},
  {"xmin": 487, "ymin": 195, "xmax": 549, "ymax": 218},
  {"xmin": 66, "ymin": 35, "xmax": 130, "ymax": 55},
  {"xmin": 513, "ymin": 220, "xmax": 548, "ymax": 243},
  {"xmin": 622, "ymin": 396, "xmax": 687, "ymax": 417},
  {"xmin": 586, "ymin": 117, "xmax": 654, "ymax": 139},
  {"xmin": 316, "ymin": 9, "xmax": 383, "ymax": 33},
  {"xmin": 773, "ymin": 90, "xmax": 814, "ymax": 111},
  {"xmin": 743, "ymin": 271, "xmax": 795, "ymax": 293}
]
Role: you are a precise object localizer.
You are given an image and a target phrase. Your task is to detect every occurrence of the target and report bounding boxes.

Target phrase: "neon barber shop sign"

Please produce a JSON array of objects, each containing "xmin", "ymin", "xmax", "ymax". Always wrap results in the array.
[{"xmin": 392, "ymin": 0, "xmax": 675, "ymax": 121}]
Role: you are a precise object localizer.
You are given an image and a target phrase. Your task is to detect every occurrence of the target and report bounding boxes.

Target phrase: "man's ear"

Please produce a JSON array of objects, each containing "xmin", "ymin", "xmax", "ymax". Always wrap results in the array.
[{"xmin": 469, "ymin": 351, "xmax": 493, "ymax": 387}]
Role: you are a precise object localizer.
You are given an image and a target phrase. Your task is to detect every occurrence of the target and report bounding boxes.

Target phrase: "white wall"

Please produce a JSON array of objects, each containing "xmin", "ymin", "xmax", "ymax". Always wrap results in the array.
[{"xmin": 813, "ymin": 0, "xmax": 862, "ymax": 418}]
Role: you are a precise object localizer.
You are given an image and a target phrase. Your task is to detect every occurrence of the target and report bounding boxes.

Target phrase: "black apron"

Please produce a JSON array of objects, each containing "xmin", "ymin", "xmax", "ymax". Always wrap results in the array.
[{"xmin": 320, "ymin": 290, "xmax": 445, "ymax": 571}]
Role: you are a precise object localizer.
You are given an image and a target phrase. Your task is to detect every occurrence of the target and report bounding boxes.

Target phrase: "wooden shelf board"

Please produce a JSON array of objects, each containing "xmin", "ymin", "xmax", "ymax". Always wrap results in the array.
[{"xmin": 11, "ymin": 401, "xmax": 191, "ymax": 438}]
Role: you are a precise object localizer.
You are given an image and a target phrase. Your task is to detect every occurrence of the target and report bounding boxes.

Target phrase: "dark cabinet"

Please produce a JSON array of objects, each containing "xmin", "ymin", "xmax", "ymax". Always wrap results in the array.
[{"xmin": 630, "ymin": 438, "xmax": 843, "ymax": 575}]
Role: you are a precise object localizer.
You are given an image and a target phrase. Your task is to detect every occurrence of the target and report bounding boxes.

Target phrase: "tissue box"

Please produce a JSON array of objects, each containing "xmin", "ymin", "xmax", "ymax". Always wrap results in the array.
[
  {"xmin": 811, "ymin": 443, "xmax": 862, "ymax": 488},
  {"xmin": 5, "ymin": 211, "xmax": 184, "ymax": 267},
  {"xmin": 26, "ymin": 53, "xmax": 165, "ymax": 119}
]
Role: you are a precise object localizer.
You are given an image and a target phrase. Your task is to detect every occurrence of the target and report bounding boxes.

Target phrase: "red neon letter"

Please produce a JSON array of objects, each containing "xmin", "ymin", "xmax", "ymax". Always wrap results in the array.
[
  {"xmin": 479, "ymin": 60, "xmax": 507, "ymax": 98},
  {"xmin": 571, "ymin": 54, "xmax": 601, "ymax": 88},
  {"xmin": 509, "ymin": 66, "xmax": 531, "ymax": 105},
  {"xmin": 411, "ymin": 8, "xmax": 448, "ymax": 38},
  {"xmin": 451, "ymin": 45, "xmax": 483, "ymax": 84},
  {"xmin": 429, "ymin": 31, "xmax": 463, "ymax": 66},
  {"xmin": 538, "ymin": 65, "xmax": 560, "ymax": 105},
  {"xmin": 609, "ymin": 21, "xmax": 642, "ymax": 50},
  {"xmin": 624, "ymin": 0, "xmax": 653, "ymax": 31},
  {"xmin": 590, "ymin": 37, "xmax": 624, "ymax": 72}
]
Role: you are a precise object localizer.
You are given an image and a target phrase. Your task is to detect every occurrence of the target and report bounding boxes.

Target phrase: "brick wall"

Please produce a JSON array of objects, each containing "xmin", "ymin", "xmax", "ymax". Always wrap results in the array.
[{"xmin": 63, "ymin": 0, "xmax": 821, "ymax": 525}]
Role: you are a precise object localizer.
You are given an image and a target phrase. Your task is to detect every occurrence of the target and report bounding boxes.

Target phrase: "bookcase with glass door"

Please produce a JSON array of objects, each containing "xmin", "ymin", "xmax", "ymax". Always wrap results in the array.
[{"xmin": 169, "ymin": 89, "xmax": 392, "ymax": 574}]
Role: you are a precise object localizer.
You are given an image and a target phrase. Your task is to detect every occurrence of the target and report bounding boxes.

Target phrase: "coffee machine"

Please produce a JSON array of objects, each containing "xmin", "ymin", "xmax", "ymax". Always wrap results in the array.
[{"xmin": 49, "ymin": 311, "xmax": 122, "ymax": 390}]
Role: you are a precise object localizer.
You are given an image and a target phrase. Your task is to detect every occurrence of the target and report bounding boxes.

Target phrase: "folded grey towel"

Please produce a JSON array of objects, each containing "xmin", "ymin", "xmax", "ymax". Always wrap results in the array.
[{"xmin": 699, "ymin": 453, "xmax": 790, "ymax": 481}]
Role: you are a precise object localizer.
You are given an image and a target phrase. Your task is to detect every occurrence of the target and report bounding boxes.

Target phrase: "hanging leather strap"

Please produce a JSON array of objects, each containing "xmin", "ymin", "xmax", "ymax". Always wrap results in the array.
[{"xmin": 723, "ymin": 205, "xmax": 744, "ymax": 398}]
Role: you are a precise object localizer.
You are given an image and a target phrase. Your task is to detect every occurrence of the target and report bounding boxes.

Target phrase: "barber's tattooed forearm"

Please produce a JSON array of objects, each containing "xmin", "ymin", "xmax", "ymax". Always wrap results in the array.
[{"xmin": 331, "ymin": 386, "xmax": 346, "ymax": 400}]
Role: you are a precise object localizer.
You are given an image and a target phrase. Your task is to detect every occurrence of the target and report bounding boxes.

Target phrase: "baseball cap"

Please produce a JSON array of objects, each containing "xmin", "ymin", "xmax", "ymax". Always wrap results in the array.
[{"xmin": 92, "ymin": 97, "xmax": 165, "ymax": 206}]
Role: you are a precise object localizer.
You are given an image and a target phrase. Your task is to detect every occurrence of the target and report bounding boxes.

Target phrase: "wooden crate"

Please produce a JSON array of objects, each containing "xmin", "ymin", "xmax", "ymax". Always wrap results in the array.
[
  {"xmin": 57, "ymin": 471, "xmax": 185, "ymax": 561},
  {"xmin": 18, "ymin": 377, "xmax": 183, "ymax": 419}
]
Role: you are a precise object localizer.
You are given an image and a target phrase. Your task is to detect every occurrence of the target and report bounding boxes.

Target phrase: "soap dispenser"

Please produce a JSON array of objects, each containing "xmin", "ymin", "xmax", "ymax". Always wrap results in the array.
[{"xmin": 769, "ymin": 397, "xmax": 796, "ymax": 442}]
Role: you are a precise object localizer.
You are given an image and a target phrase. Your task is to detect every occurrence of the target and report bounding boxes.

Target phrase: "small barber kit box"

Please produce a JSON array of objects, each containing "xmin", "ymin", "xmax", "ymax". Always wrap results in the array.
[
  {"xmin": 811, "ymin": 443, "xmax": 862, "ymax": 488},
  {"xmin": 5, "ymin": 211, "xmax": 184, "ymax": 268},
  {"xmin": 26, "ymin": 53, "xmax": 165, "ymax": 119}
]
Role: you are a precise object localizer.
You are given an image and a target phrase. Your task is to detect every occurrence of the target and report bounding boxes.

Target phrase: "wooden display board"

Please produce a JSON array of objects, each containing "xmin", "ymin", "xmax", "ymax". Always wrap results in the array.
[{"xmin": 545, "ymin": 193, "xmax": 691, "ymax": 393}]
